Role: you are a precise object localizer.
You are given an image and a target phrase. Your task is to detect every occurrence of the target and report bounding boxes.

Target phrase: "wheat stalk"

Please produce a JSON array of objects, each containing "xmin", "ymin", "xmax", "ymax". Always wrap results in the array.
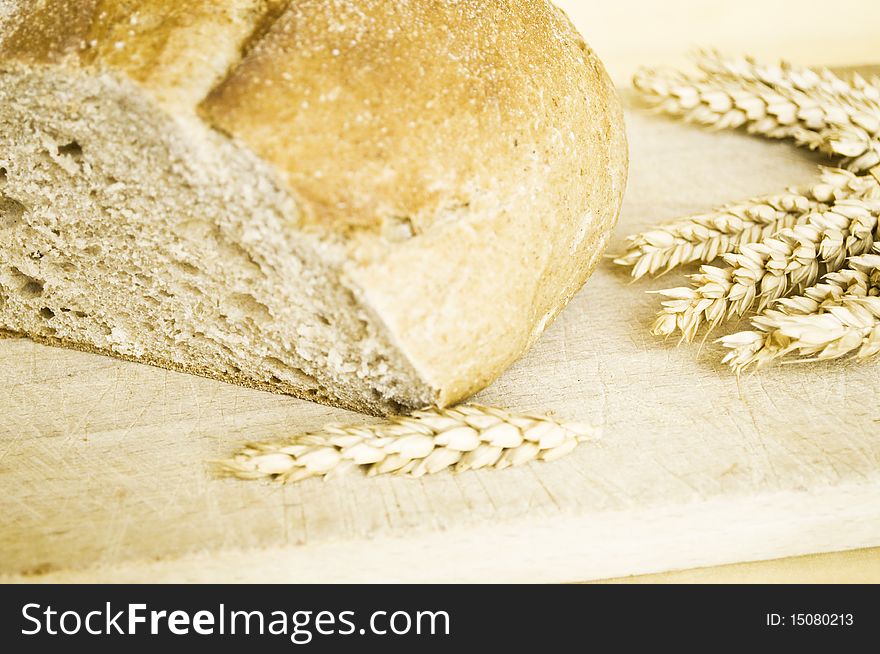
[
  {"xmin": 614, "ymin": 167, "xmax": 876, "ymax": 279},
  {"xmin": 634, "ymin": 64, "xmax": 880, "ymax": 173},
  {"xmin": 652, "ymin": 197, "xmax": 880, "ymax": 341},
  {"xmin": 215, "ymin": 404, "xmax": 599, "ymax": 483},
  {"xmin": 719, "ymin": 247, "xmax": 880, "ymax": 370}
]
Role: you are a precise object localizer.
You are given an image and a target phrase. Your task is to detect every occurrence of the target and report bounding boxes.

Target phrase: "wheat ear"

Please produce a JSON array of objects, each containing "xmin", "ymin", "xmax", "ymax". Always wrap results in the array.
[
  {"xmin": 634, "ymin": 64, "xmax": 880, "ymax": 173},
  {"xmin": 652, "ymin": 197, "xmax": 880, "ymax": 341},
  {"xmin": 215, "ymin": 404, "xmax": 599, "ymax": 483},
  {"xmin": 614, "ymin": 167, "xmax": 876, "ymax": 279},
  {"xmin": 695, "ymin": 50, "xmax": 880, "ymax": 124},
  {"xmin": 719, "ymin": 247, "xmax": 880, "ymax": 370},
  {"xmin": 738, "ymin": 56, "xmax": 880, "ymax": 172}
]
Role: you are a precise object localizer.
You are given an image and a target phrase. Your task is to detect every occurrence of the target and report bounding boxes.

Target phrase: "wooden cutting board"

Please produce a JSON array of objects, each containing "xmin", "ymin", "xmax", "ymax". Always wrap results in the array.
[{"xmin": 3, "ymin": 86, "xmax": 880, "ymax": 583}]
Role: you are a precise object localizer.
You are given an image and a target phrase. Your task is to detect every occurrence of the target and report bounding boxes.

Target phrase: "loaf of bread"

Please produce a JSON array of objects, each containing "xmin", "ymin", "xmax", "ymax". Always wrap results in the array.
[{"xmin": 0, "ymin": 1, "xmax": 627, "ymax": 415}]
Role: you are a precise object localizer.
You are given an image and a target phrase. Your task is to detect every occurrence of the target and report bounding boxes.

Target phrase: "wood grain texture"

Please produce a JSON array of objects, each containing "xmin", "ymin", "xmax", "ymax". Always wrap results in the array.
[{"xmin": 3, "ymin": 86, "xmax": 880, "ymax": 582}]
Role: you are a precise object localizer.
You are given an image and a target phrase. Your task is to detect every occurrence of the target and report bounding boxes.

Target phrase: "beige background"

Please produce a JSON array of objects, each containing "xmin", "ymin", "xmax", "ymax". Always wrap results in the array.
[
  {"xmin": 556, "ymin": 0, "xmax": 880, "ymax": 84},
  {"xmin": 3, "ymin": 2, "xmax": 880, "ymax": 583}
]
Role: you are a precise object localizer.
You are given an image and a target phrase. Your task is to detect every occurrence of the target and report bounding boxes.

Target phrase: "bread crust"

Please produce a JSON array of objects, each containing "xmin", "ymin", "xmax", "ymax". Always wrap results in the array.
[
  {"xmin": 200, "ymin": 1, "xmax": 626, "ymax": 232},
  {"xmin": 1, "ymin": 0, "xmax": 628, "ymax": 410},
  {"xmin": 0, "ymin": 1, "xmax": 291, "ymax": 110}
]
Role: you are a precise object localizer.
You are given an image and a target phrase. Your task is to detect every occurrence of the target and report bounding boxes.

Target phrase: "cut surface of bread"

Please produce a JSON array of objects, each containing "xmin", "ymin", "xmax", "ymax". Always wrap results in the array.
[{"xmin": 0, "ymin": 1, "xmax": 628, "ymax": 415}]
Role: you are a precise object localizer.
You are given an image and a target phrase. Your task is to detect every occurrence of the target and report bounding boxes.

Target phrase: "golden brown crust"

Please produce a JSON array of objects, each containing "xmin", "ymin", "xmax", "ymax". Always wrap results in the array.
[
  {"xmin": 1, "ymin": 1, "xmax": 290, "ymax": 110},
  {"xmin": 0, "ymin": 0, "xmax": 98, "ymax": 63},
  {"xmin": 200, "ymin": 0, "xmax": 615, "ymax": 233},
  {"xmin": 83, "ymin": 1, "xmax": 292, "ymax": 110}
]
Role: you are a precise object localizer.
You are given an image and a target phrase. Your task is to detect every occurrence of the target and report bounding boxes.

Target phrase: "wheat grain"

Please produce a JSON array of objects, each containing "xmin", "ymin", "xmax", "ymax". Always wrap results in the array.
[
  {"xmin": 215, "ymin": 404, "xmax": 600, "ymax": 483},
  {"xmin": 616, "ymin": 195, "xmax": 810, "ymax": 281},
  {"xmin": 652, "ymin": 198, "xmax": 880, "ymax": 340},
  {"xmin": 615, "ymin": 167, "xmax": 878, "ymax": 279},
  {"xmin": 720, "ymin": 296, "xmax": 880, "ymax": 370},
  {"xmin": 634, "ymin": 65, "xmax": 880, "ymax": 173},
  {"xmin": 719, "ymin": 247, "xmax": 880, "ymax": 370}
]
